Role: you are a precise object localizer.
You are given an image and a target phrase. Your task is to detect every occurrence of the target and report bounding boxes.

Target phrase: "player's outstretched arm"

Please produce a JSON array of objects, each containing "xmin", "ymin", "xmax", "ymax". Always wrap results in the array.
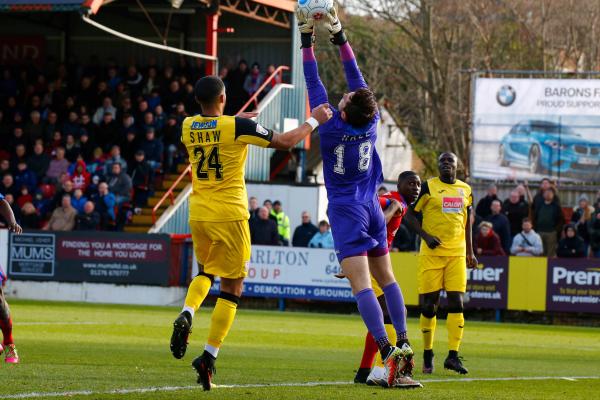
[
  {"xmin": 297, "ymin": 8, "xmax": 329, "ymax": 109},
  {"xmin": 270, "ymin": 104, "xmax": 332, "ymax": 150},
  {"xmin": 325, "ymin": 7, "xmax": 367, "ymax": 92},
  {"xmin": 0, "ymin": 199, "xmax": 22, "ymax": 234}
]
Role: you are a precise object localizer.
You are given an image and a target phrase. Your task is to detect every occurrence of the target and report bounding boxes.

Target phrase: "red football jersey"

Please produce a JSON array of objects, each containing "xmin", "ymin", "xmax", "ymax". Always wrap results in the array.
[{"xmin": 379, "ymin": 191, "xmax": 408, "ymax": 248}]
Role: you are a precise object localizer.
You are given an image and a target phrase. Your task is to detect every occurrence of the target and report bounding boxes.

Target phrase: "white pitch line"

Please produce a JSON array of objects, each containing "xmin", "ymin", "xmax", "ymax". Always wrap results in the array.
[
  {"xmin": 1, "ymin": 376, "xmax": 598, "ymax": 399},
  {"xmin": 18, "ymin": 322, "xmax": 119, "ymax": 326}
]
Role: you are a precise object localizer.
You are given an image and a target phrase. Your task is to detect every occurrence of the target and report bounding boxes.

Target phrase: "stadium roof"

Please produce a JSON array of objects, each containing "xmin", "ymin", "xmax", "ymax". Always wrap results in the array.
[
  {"xmin": 0, "ymin": 0, "xmax": 295, "ymax": 13},
  {"xmin": 0, "ymin": 0, "xmax": 104, "ymax": 13}
]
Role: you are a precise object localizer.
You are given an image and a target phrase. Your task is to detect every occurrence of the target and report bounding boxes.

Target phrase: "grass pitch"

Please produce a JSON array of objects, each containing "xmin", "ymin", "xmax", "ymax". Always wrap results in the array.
[{"xmin": 1, "ymin": 299, "xmax": 599, "ymax": 399}]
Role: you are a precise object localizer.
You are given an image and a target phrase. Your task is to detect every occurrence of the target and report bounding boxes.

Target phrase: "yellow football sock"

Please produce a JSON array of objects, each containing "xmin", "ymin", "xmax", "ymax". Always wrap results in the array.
[
  {"xmin": 184, "ymin": 275, "xmax": 212, "ymax": 312},
  {"xmin": 420, "ymin": 315, "xmax": 436, "ymax": 350},
  {"xmin": 206, "ymin": 298, "xmax": 238, "ymax": 349},
  {"xmin": 374, "ymin": 323, "xmax": 397, "ymax": 367},
  {"xmin": 447, "ymin": 313, "xmax": 464, "ymax": 352}
]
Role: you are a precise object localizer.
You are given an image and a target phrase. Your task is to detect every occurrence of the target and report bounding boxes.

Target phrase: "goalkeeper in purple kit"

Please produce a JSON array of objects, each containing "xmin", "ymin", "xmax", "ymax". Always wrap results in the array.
[{"xmin": 297, "ymin": 5, "xmax": 421, "ymax": 389}]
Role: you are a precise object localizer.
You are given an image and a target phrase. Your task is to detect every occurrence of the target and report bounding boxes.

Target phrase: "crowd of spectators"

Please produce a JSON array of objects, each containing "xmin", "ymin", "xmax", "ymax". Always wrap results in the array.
[
  {"xmin": 475, "ymin": 179, "xmax": 600, "ymax": 258},
  {"xmin": 0, "ymin": 56, "xmax": 276, "ymax": 232}
]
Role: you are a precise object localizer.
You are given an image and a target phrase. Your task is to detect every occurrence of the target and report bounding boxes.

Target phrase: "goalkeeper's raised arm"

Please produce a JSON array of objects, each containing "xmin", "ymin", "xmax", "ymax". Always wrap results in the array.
[
  {"xmin": 298, "ymin": 9, "xmax": 329, "ymax": 110},
  {"xmin": 325, "ymin": 6, "xmax": 367, "ymax": 92}
]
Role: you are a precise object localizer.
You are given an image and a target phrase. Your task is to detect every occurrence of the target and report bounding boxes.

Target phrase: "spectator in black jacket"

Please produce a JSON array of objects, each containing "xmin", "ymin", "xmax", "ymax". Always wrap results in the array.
[
  {"xmin": 571, "ymin": 195, "xmax": 594, "ymax": 253},
  {"xmin": 476, "ymin": 184, "xmax": 498, "ymax": 219},
  {"xmin": 503, "ymin": 190, "xmax": 529, "ymax": 237},
  {"xmin": 129, "ymin": 150, "xmax": 152, "ymax": 211},
  {"xmin": 533, "ymin": 188, "xmax": 564, "ymax": 257},
  {"xmin": 557, "ymin": 224, "xmax": 586, "ymax": 258},
  {"xmin": 75, "ymin": 201, "xmax": 100, "ymax": 231},
  {"xmin": 96, "ymin": 112, "xmax": 119, "ymax": 152},
  {"xmin": 292, "ymin": 211, "xmax": 319, "ymax": 247},
  {"xmin": 27, "ymin": 142, "xmax": 50, "ymax": 181},
  {"xmin": 250, "ymin": 206, "xmax": 279, "ymax": 245},
  {"xmin": 140, "ymin": 128, "xmax": 163, "ymax": 170},
  {"xmin": 248, "ymin": 196, "xmax": 260, "ymax": 221},
  {"xmin": 107, "ymin": 163, "xmax": 132, "ymax": 205},
  {"xmin": 485, "ymin": 199, "xmax": 512, "ymax": 254}
]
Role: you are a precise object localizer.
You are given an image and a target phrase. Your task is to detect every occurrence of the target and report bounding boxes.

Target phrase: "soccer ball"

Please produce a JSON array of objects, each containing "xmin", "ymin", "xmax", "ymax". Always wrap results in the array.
[{"xmin": 297, "ymin": 0, "xmax": 334, "ymax": 20}]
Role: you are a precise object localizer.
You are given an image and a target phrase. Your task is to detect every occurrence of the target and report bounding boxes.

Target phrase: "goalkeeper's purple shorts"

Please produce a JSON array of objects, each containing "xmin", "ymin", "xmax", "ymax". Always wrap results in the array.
[{"xmin": 327, "ymin": 196, "xmax": 389, "ymax": 263}]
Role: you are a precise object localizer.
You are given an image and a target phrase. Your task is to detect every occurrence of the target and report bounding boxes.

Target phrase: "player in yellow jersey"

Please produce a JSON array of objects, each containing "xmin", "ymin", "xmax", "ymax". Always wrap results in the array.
[
  {"xmin": 405, "ymin": 152, "xmax": 477, "ymax": 375},
  {"xmin": 169, "ymin": 76, "xmax": 332, "ymax": 390}
]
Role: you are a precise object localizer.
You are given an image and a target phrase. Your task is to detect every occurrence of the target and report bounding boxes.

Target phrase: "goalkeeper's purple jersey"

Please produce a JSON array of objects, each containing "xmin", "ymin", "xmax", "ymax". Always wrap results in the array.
[
  {"xmin": 303, "ymin": 44, "xmax": 382, "ymax": 205},
  {"xmin": 319, "ymin": 110, "xmax": 381, "ymax": 205}
]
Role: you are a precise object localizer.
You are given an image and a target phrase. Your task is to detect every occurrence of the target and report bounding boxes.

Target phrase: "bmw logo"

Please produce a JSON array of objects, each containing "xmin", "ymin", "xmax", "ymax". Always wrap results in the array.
[{"xmin": 496, "ymin": 85, "xmax": 516, "ymax": 107}]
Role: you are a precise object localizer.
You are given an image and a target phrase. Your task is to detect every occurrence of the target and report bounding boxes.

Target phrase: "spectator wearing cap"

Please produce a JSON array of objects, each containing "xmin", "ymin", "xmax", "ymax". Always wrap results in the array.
[
  {"xmin": 270, "ymin": 200, "xmax": 291, "ymax": 246},
  {"xmin": 484, "ymin": 199, "xmax": 511, "ymax": 254},
  {"xmin": 475, "ymin": 221, "xmax": 505, "ymax": 256},
  {"xmin": 107, "ymin": 163, "xmax": 132, "ymax": 205},
  {"xmin": 43, "ymin": 194, "xmax": 77, "ymax": 231},
  {"xmin": 308, "ymin": 220, "xmax": 334, "ymax": 249},
  {"xmin": 129, "ymin": 150, "xmax": 152, "ymax": 212},
  {"xmin": 243, "ymin": 62, "xmax": 264, "ymax": 98},
  {"xmin": 140, "ymin": 128, "xmax": 164, "ymax": 170},
  {"xmin": 292, "ymin": 211, "xmax": 319, "ymax": 247},
  {"xmin": 250, "ymin": 206, "xmax": 279, "ymax": 245},
  {"xmin": 557, "ymin": 224, "xmax": 586, "ymax": 258},
  {"xmin": 510, "ymin": 218, "xmax": 544, "ymax": 257},
  {"xmin": 532, "ymin": 187, "xmax": 564, "ymax": 257},
  {"xmin": 75, "ymin": 201, "xmax": 100, "ymax": 231},
  {"xmin": 571, "ymin": 194, "xmax": 594, "ymax": 254},
  {"xmin": 476, "ymin": 184, "xmax": 499, "ymax": 219}
]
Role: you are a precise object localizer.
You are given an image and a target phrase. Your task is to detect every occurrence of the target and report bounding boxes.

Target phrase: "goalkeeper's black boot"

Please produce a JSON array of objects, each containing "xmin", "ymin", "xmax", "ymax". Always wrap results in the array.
[
  {"xmin": 192, "ymin": 351, "xmax": 217, "ymax": 391},
  {"xmin": 170, "ymin": 311, "xmax": 192, "ymax": 359},
  {"xmin": 354, "ymin": 367, "xmax": 371, "ymax": 384},
  {"xmin": 444, "ymin": 352, "xmax": 468, "ymax": 374},
  {"xmin": 422, "ymin": 350, "xmax": 434, "ymax": 374}
]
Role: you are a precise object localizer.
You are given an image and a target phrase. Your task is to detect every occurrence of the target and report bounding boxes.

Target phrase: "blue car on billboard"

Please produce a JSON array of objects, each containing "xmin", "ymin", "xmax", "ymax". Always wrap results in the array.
[{"xmin": 498, "ymin": 120, "xmax": 600, "ymax": 176}]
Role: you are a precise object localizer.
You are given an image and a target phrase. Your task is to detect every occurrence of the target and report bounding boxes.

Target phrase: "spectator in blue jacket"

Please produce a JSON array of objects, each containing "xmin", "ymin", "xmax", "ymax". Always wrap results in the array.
[
  {"xmin": 308, "ymin": 220, "xmax": 335, "ymax": 249},
  {"xmin": 485, "ymin": 199, "xmax": 512, "ymax": 254},
  {"xmin": 93, "ymin": 182, "xmax": 116, "ymax": 230},
  {"xmin": 14, "ymin": 161, "xmax": 37, "ymax": 193}
]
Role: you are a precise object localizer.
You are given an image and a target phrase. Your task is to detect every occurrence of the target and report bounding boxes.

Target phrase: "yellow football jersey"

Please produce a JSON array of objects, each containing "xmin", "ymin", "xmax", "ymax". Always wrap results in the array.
[
  {"xmin": 413, "ymin": 177, "xmax": 473, "ymax": 256},
  {"xmin": 181, "ymin": 115, "xmax": 273, "ymax": 222}
]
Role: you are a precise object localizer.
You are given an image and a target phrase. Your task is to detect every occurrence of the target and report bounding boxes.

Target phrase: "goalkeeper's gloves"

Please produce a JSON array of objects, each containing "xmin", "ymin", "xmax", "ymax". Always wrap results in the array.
[
  {"xmin": 325, "ymin": 6, "xmax": 347, "ymax": 45},
  {"xmin": 296, "ymin": 7, "xmax": 315, "ymax": 48}
]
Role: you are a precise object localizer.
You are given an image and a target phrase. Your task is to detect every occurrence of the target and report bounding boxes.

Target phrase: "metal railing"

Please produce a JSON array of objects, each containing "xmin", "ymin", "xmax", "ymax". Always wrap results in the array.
[
  {"xmin": 238, "ymin": 66, "xmax": 289, "ymax": 113},
  {"xmin": 150, "ymin": 65, "xmax": 293, "ymax": 229}
]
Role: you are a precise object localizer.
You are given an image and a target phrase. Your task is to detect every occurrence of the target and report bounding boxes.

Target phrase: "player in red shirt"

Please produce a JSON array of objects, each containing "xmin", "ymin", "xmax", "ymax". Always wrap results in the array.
[
  {"xmin": 0, "ymin": 193, "xmax": 22, "ymax": 364},
  {"xmin": 354, "ymin": 171, "xmax": 421, "ymax": 385}
]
